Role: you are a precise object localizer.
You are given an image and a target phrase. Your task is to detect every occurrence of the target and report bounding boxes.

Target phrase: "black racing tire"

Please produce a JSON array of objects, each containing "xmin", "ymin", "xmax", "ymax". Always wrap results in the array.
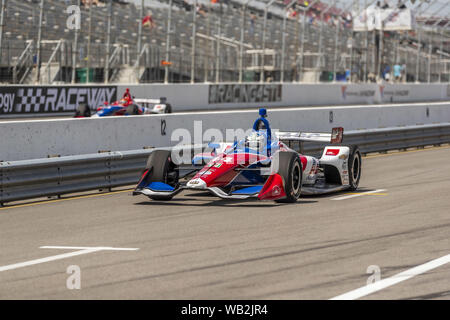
[
  {"xmin": 126, "ymin": 104, "xmax": 140, "ymax": 115},
  {"xmin": 273, "ymin": 151, "xmax": 302, "ymax": 203},
  {"xmin": 74, "ymin": 104, "xmax": 91, "ymax": 117},
  {"xmin": 144, "ymin": 150, "xmax": 179, "ymax": 200},
  {"xmin": 164, "ymin": 104, "xmax": 172, "ymax": 114},
  {"xmin": 348, "ymin": 145, "xmax": 362, "ymax": 191}
]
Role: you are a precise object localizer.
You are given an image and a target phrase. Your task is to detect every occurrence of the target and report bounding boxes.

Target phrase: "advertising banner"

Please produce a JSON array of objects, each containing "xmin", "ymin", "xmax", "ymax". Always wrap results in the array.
[
  {"xmin": 0, "ymin": 86, "xmax": 117, "ymax": 115},
  {"xmin": 353, "ymin": 8, "xmax": 414, "ymax": 31},
  {"xmin": 209, "ymin": 84, "xmax": 282, "ymax": 104}
]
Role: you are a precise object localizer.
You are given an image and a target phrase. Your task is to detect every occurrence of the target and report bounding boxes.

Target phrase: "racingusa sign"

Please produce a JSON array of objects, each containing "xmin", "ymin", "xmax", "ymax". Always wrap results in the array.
[
  {"xmin": 0, "ymin": 86, "xmax": 117, "ymax": 115},
  {"xmin": 209, "ymin": 84, "xmax": 282, "ymax": 104}
]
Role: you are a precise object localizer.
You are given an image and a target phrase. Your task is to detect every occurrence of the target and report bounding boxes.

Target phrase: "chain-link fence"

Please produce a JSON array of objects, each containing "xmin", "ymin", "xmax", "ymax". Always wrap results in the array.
[{"xmin": 0, "ymin": 0, "xmax": 448, "ymax": 84}]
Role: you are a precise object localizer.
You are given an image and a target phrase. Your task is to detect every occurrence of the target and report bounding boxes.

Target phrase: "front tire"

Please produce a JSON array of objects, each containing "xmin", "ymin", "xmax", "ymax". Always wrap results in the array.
[
  {"xmin": 274, "ymin": 152, "xmax": 302, "ymax": 203},
  {"xmin": 143, "ymin": 150, "xmax": 179, "ymax": 200},
  {"xmin": 348, "ymin": 146, "xmax": 362, "ymax": 191}
]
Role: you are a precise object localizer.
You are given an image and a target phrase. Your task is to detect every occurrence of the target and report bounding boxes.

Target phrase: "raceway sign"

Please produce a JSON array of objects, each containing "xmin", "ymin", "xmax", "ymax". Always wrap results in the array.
[
  {"xmin": 0, "ymin": 86, "xmax": 117, "ymax": 115},
  {"xmin": 209, "ymin": 84, "xmax": 282, "ymax": 104}
]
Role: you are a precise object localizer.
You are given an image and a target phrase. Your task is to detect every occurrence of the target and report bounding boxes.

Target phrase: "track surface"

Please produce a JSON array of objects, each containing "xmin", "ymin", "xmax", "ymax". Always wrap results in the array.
[{"xmin": 0, "ymin": 147, "xmax": 449, "ymax": 299}]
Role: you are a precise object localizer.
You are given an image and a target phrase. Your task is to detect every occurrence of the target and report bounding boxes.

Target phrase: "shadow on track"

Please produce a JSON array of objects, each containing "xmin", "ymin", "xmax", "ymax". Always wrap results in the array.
[{"xmin": 134, "ymin": 197, "xmax": 317, "ymax": 208}]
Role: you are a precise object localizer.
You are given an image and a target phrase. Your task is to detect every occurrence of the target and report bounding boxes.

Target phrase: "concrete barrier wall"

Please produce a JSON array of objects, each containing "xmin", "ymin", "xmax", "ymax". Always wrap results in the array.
[
  {"xmin": 2, "ymin": 83, "xmax": 450, "ymax": 117},
  {"xmin": 1, "ymin": 101, "xmax": 450, "ymax": 161},
  {"xmin": 120, "ymin": 83, "xmax": 450, "ymax": 111}
]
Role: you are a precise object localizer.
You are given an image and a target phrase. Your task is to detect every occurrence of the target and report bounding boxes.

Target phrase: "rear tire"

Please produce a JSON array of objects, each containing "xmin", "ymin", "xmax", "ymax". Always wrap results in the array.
[
  {"xmin": 164, "ymin": 104, "xmax": 172, "ymax": 114},
  {"xmin": 348, "ymin": 146, "xmax": 362, "ymax": 191},
  {"xmin": 144, "ymin": 150, "xmax": 179, "ymax": 200},
  {"xmin": 74, "ymin": 104, "xmax": 91, "ymax": 117},
  {"xmin": 274, "ymin": 152, "xmax": 302, "ymax": 203}
]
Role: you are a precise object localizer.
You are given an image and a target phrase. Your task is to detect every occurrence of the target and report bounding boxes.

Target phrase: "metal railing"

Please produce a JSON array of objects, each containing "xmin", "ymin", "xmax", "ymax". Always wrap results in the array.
[
  {"xmin": 12, "ymin": 40, "xmax": 34, "ymax": 84},
  {"xmin": 1, "ymin": 123, "xmax": 450, "ymax": 205}
]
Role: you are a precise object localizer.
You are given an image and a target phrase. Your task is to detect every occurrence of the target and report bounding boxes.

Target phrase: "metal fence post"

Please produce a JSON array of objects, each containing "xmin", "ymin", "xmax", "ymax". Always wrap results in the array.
[
  {"xmin": 164, "ymin": 0, "xmax": 173, "ymax": 84},
  {"xmin": 260, "ymin": 0, "xmax": 277, "ymax": 83},
  {"xmin": 105, "ymin": 0, "xmax": 112, "ymax": 84},
  {"xmin": 0, "ymin": 0, "xmax": 6, "ymax": 65},
  {"xmin": 332, "ymin": 1, "xmax": 339, "ymax": 82},
  {"xmin": 136, "ymin": 0, "xmax": 144, "ymax": 83},
  {"xmin": 36, "ymin": 0, "xmax": 44, "ymax": 84},
  {"xmin": 239, "ymin": 1, "xmax": 249, "ymax": 83},
  {"xmin": 378, "ymin": 23, "xmax": 383, "ymax": 81},
  {"xmin": 280, "ymin": 0, "xmax": 297, "ymax": 83},
  {"xmin": 86, "ymin": 1, "xmax": 93, "ymax": 83},
  {"xmin": 438, "ymin": 22, "xmax": 449, "ymax": 83},
  {"xmin": 190, "ymin": 0, "xmax": 197, "ymax": 83},
  {"xmin": 72, "ymin": 0, "xmax": 81, "ymax": 84},
  {"xmin": 215, "ymin": 3, "xmax": 223, "ymax": 83}
]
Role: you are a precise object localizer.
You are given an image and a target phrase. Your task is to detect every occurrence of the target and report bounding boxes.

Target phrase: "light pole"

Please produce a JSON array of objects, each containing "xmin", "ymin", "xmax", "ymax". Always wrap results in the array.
[
  {"xmin": 260, "ymin": 0, "xmax": 277, "ymax": 83},
  {"xmin": 280, "ymin": 0, "xmax": 297, "ymax": 83},
  {"xmin": 164, "ymin": 0, "xmax": 173, "ymax": 84}
]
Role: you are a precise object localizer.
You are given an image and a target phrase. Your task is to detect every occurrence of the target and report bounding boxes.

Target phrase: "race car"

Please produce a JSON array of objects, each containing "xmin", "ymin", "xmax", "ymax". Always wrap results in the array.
[
  {"xmin": 74, "ymin": 88, "xmax": 172, "ymax": 117},
  {"xmin": 133, "ymin": 108, "xmax": 362, "ymax": 203}
]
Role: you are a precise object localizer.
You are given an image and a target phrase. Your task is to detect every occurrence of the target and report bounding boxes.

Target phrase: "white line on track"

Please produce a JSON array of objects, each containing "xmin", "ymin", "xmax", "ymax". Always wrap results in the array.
[
  {"xmin": 0, "ymin": 246, "xmax": 139, "ymax": 273},
  {"xmin": 330, "ymin": 253, "xmax": 450, "ymax": 300},
  {"xmin": 40, "ymin": 246, "xmax": 139, "ymax": 251},
  {"xmin": 330, "ymin": 189, "xmax": 387, "ymax": 201}
]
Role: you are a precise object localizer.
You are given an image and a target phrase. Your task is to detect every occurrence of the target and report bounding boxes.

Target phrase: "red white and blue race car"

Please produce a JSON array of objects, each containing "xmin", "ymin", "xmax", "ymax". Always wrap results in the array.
[
  {"xmin": 74, "ymin": 88, "xmax": 172, "ymax": 117},
  {"xmin": 133, "ymin": 108, "xmax": 362, "ymax": 203}
]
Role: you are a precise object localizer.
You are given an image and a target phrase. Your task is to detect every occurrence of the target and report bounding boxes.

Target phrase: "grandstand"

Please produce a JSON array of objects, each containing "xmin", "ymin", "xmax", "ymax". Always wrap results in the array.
[{"xmin": 0, "ymin": 0, "xmax": 448, "ymax": 84}]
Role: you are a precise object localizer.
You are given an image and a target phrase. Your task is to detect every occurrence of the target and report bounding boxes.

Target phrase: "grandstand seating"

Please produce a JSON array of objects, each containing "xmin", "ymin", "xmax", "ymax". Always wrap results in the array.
[{"xmin": 0, "ymin": 0, "xmax": 447, "ymax": 83}]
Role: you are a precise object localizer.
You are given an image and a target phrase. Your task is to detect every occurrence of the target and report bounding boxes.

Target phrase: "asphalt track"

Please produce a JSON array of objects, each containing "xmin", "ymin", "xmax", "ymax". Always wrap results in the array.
[{"xmin": 0, "ymin": 146, "xmax": 449, "ymax": 299}]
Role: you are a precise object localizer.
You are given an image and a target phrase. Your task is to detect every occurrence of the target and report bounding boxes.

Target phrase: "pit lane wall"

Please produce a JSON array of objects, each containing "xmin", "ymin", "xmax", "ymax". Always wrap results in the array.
[
  {"xmin": 0, "ymin": 83, "xmax": 450, "ymax": 116},
  {"xmin": 1, "ymin": 101, "xmax": 450, "ymax": 161}
]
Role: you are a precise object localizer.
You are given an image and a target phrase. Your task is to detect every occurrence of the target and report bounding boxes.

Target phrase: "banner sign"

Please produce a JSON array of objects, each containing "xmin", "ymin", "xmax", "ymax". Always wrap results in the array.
[
  {"xmin": 209, "ymin": 84, "xmax": 282, "ymax": 104},
  {"xmin": 0, "ymin": 86, "xmax": 117, "ymax": 115},
  {"xmin": 353, "ymin": 8, "xmax": 414, "ymax": 31}
]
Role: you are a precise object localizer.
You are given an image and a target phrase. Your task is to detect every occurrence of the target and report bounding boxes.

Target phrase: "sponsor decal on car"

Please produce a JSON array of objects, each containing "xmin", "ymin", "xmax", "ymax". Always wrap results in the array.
[{"xmin": 326, "ymin": 149, "xmax": 340, "ymax": 156}]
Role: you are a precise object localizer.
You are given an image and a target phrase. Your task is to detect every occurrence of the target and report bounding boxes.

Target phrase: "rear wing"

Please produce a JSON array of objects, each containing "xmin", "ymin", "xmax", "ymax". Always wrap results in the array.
[
  {"xmin": 275, "ymin": 127, "xmax": 344, "ymax": 144},
  {"xmin": 134, "ymin": 97, "xmax": 167, "ymax": 104}
]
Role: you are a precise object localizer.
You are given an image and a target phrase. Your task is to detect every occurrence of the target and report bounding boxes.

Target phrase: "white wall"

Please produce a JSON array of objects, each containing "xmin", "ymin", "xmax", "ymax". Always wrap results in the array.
[
  {"xmin": 1, "ymin": 101, "xmax": 449, "ymax": 161},
  {"xmin": 120, "ymin": 83, "xmax": 450, "ymax": 111}
]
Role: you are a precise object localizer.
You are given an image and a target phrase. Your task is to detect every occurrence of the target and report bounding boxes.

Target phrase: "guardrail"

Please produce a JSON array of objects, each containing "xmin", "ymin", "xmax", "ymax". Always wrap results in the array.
[
  {"xmin": 299, "ymin": 123, "xmax": 450, "ymax": 156},
  {"xmin": 1, "ymin": 124, "xmax": 450, "ymax": 206}
]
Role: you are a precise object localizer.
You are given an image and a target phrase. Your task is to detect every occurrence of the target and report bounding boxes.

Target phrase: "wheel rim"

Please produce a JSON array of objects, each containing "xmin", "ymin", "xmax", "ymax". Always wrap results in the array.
[
  {"xmin": 292, "ymin": 161, "xmax": 301, "ymax": 194},
  {"xmin": 352, "ymin": 154, "xmax": 360, "ymax": 182}
]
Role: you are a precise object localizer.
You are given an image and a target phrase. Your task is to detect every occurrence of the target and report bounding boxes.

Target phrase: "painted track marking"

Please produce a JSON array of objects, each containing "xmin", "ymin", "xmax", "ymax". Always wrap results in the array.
[
  {"xmin": 330, "ymin": 253, "xmax": 450, "ymax": 300},
  {"xmin": 331, "ymin": 189, "xmax": 387, "ymax": 201},
  {"xmin": 0, "ymin": 246, "xmax": 139, "ymax": 273}
]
